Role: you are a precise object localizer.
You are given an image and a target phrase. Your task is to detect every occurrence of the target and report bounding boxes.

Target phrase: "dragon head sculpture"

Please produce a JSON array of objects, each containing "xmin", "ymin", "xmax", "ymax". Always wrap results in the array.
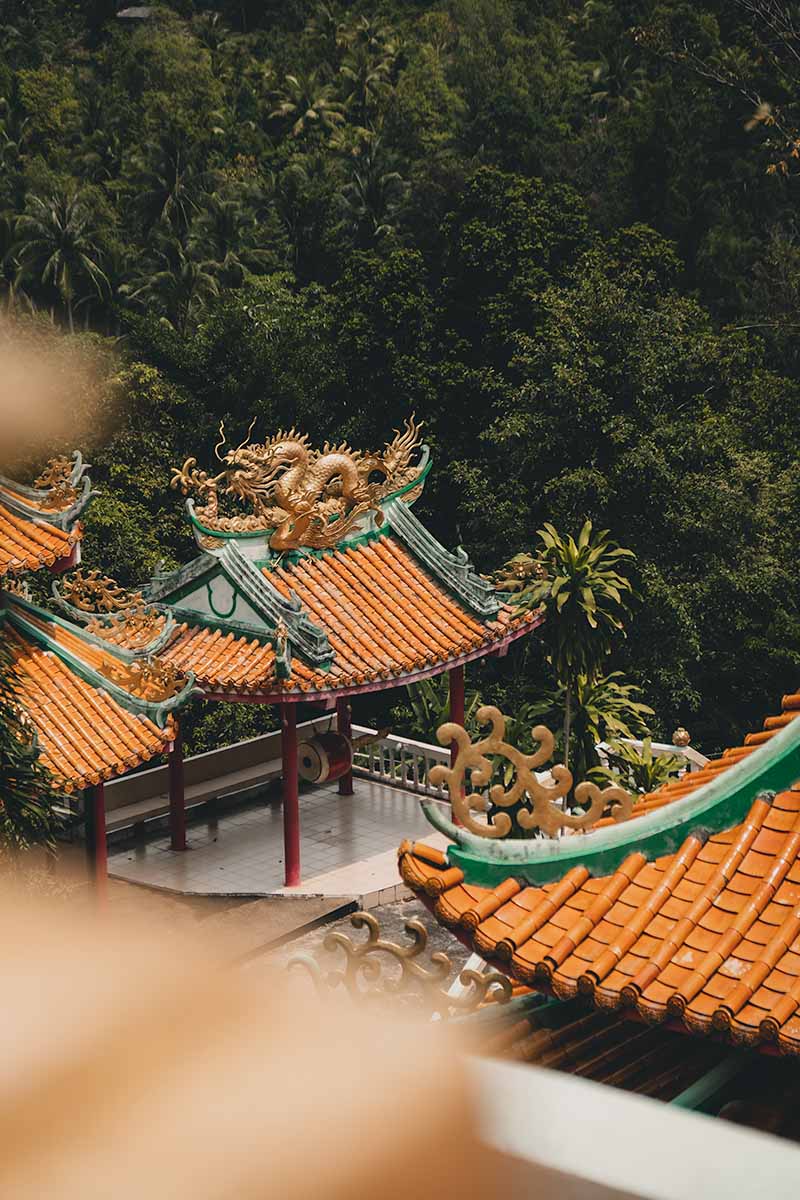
[{"xmin": 171, "ymin": 416, "xmax": 426, "ymax": 550}]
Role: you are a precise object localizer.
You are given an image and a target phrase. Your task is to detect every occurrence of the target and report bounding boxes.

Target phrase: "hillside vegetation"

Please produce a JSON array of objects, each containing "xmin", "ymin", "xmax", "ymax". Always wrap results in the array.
[{"xmin": 3, "ymin": 0, "xmax": 800, "ymax": 751}]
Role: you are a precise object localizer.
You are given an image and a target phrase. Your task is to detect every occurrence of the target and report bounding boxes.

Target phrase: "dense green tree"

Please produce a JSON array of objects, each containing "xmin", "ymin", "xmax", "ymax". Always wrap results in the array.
[
  {"xmin": 3, "ymin": 0, "xmax": 800, "ymax": 760},
  {"xmin": 14, "ymin": 192, "xmax": 109, "ymax": 330},
  {"xmin": 0, "ymin": 639, "xmax": 58, "ymax": 850}
]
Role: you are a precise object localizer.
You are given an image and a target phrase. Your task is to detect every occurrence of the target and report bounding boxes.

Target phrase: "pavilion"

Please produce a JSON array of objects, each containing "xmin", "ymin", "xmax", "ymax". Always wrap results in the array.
[
  {"xmin": 148, "ymin": 418, "xmax": 541, "ymax": 884},
  {"xmin": 84, "ymin": 417, "xmax": 540, "ymax": 886},
  {"xmin": 0, "ymin": 454, "xmax": 193, "ymax": 890}
]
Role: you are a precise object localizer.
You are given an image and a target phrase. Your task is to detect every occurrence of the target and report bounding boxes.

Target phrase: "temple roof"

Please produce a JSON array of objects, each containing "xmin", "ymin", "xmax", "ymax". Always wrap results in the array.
[
  {"xmin": 0, "ymin": 453, "xmax": 92, "ymax": 576},
  {"xmin": 149, "ymin": 499, "xmax": 539, "ymax": 700},
  {"xmin": 399, "ymin": 688, "xmax": 800, "ymax": 1057},
  {"xmin": 4, "ymin": 595, "xmax": 193, "ymax": 793}
]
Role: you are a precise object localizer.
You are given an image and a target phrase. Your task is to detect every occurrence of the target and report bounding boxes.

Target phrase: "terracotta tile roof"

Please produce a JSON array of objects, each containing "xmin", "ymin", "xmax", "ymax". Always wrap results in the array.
[
  {"xmin": 399, "ymin": 778, "xmax": 800, "ymax": 1057},
  {"xmin": 0, "ymin": 505, "xmax": 77, "ymax": 576},
  {"xmin": 163, "ymin": 534, "xmax": 536, "ymax": 697},
  {"xmin": 585, "ymin": 689, "xmax": 800, "ymax": 829},
  {"xmin": 480, "ymin": 997, "xmax": 731, "ymax": 1100},
  {"xmin": 7, "ymin": 627, "xmax": 173, "ymax": 793}
]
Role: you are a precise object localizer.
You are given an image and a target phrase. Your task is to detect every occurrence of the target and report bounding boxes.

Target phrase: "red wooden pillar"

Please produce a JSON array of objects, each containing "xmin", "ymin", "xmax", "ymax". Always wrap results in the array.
[
  {"xmin": 90, "ymin": 782, "xmax": 108, "ymax": 900},
  {"xmin": 281, "ymin": 702, "xmax": 300, "ymax": 887},
  {"xmin": 336, "ymin": 696, "xmax": 354, "ymax": 796},
  {"xmin": 449, "ymin": 664, "xmax": 465, "ymax": 767},
  {"xmin": 169, "ymin": 723, "xmax": 187, "ymax": 851}
]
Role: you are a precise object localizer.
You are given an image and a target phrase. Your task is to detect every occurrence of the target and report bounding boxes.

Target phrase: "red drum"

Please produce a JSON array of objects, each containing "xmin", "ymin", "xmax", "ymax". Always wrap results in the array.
[{"xmin": 297, "ymin": 732, "xmax": 353, "ymax": 784}]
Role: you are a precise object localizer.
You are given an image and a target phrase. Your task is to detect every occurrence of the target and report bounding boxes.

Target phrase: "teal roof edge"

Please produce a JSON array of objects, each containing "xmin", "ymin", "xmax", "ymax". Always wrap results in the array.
[{"xmin": 421, "ymin": 713, "xmax": 800, "ymax": 886}]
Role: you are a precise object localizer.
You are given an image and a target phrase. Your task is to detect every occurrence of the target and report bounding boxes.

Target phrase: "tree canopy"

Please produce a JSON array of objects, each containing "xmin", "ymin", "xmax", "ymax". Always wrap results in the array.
[{"xmin": 3, "ymin": 0, "xmax": 800, "ymax": 755}]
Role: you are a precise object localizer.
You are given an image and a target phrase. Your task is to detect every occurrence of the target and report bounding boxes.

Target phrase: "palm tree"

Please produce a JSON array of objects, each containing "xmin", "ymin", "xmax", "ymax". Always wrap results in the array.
[
  {"xmin": 503, "ymin": 521, "xmax": 636, "ymax": 770},
  {"xmin": 338, "ymin": 14, "xmax": 397, "ymax": 57},
  {"xmin": 190, "ymin": 191, "xmax": 273, "ymax": 286},
  {"xmin": 338, "ymin": 46, "xmax": 392, "ymax": 129},
  {"xmin": 128, "ymin": 130, "xmax": 199, "ymax": 235},
  {"xmin": 335, "ymin": 134, "xmax": 408, "ymax": 246},
  {"xmin": 78, "ymin": 86, "xmax": 124, "ymax": 184},
  {"xmin": 0, "ymin": 93, "xmax": 30, "ymax": 176},
  {"xmin": 0, "ymin": 213, "xmax": 19, "ymax": 311},
  {"xmin": 14, "ymin": 192, "xmax": 109, "ymax": 332},
  {"xmin": 269, "ymin": 72, "xmax": 344, "ymax": 138},
  {"xmin": 305, "ymin": 2, "xmax": 342, "ymax": 73},
  {"xmin": 121, "ymin": 236, "xmax": 218, "ymax": 335}
]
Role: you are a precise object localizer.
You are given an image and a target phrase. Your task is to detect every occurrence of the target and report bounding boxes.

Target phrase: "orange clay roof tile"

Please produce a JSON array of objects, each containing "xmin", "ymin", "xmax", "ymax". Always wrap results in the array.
[
  {"xmin": 0, "ymin": 506, "xmax": 77, "ymax": 576},
  {"xmin": 8, "ymin": 628, "xmax": 172, "ymax": 793},
  {"xmin": 163, "ymin": 532, "xmax": 532, "ymax": 696},
  {"xmin": 398, "ymin": 724, "xmax": 800, "ymax": 1054}
]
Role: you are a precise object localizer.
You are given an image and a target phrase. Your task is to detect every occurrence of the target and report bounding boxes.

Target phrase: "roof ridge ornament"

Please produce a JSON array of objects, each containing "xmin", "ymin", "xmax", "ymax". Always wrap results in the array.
[
  {"xmin": 0, "ymin": 451, "xmax": 95, "ymax": 530},
  {"xmin": 429, "ymin": 705, "xmax": 635, "ymax": 839},
  {"xmin": 382, "ymin": 496, "xmax": 502, "ymax": 619},
  {"xmin": 171, "ymin": 415, "xmax": 427, "ymax": 551},
  {"xmin": 219, "ymin": 542, "xmax": 332, "ymax": 666},
  {"xmin": 288, "ymin": 910, "xmax": 513, "ymax": 1017},
  {"xmin": 53, "ymin": 569, "xmax": 171, "ymax": 654},
  {"xmin": 100, "ymin": 653, "xmax": 188, "ymax": 704}
]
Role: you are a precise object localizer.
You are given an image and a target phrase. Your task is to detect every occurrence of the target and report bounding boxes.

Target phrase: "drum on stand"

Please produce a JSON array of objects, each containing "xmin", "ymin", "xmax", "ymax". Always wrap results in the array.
[{"xmin": 297, "ymin": 731, "xmax": 353, "ymax": 784}]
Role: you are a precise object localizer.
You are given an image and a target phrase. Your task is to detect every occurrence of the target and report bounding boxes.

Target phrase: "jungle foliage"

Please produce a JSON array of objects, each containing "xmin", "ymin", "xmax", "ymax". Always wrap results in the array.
[{"xmin": 4, "ymin": 0, "xmax": 800, "ymax": 754}]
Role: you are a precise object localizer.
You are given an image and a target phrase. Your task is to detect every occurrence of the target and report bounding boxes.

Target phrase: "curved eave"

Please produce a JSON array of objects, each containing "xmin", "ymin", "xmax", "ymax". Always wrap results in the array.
[
  {"xmin": 6, "ymin": 598, "xmax": 196, "ymax": 728},
  {"xmin": 417, "ymin": 706, "xmax": 800, "ymax": 888},
  {"xmin": 198, "ymin": 611, "xmax": 542, "ymax": 704},
  {"xmin": 0, "ymin": 453, "xmax": 95, "ymax": 532},
  {"xmin": 51, "ymin": 584, "xmax": 176, "ymax": 659}
]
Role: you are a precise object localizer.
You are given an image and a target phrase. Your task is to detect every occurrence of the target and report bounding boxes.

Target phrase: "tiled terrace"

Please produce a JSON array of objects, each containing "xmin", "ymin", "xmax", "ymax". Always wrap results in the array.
[{"xmin": 109, "ymin": 777, "xmax": 445, "ymax": 904}]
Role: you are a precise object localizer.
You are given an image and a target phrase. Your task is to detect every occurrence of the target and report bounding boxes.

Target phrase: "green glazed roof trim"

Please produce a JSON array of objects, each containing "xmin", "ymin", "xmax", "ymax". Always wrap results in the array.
[
  {"xmin": 420, "ymin": 712, "xmax": 800, "ymax": 887},
  {"xmin": 383, "ymin": 496, "xmax": 501, "ymax": 620},
  {"xmin": 13, "ymin": 591, "xmax": 162, "ymax": 665},
  {"xmin": 0, "ymin": 451, "xmax": 95, "ymax": 530},
  {"xmin": 51, "ymin": 584, "xmax": 176, "ymax": 659},
  {"xmin": 265, "ymin": 523, "xmax": 386, "ymax": 566},
  {"xmin": 145, "ymin": 553, "xmax": 217, "ymax": 604},
  {"xmin": 219, "ymin": 541, "xmax": 332, "ymax": 667},
  {"xmin": 7, "ymin": 600, "xmax": 196, "ymax": 728}
]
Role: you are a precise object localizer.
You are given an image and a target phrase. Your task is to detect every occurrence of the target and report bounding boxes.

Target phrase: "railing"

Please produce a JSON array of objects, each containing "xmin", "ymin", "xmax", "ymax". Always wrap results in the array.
[
  {"xmin": 352, "ymin": 727, "xmax": 708, "ymax": 802},
  {"xmin": 351, "ymin": 724, "xmax": 449, "ymax": 799},
  {"xmin": 596, "ymin": 738, "xmax": 709, "ymax": 775}
]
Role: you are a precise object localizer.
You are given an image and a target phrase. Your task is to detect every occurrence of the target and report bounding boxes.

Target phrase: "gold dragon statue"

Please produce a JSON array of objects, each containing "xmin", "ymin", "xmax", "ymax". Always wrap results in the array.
[{"xmin": 170, "ymin": 415, "xmax": 426, "ymax": 551}]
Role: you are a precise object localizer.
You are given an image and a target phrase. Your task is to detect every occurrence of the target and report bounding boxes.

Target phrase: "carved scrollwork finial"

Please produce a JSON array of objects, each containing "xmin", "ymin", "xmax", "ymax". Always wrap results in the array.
[
  {"xmin": 287, "ymin": 911, "xmax": 512, "ymax": 1017},
  {"xmin": 429, "ymin": 705, "xmax": 635, "ymax": 839}
]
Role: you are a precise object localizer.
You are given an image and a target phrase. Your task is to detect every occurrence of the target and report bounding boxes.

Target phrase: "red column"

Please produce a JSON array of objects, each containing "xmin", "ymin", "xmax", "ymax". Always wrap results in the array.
[
  {"xmin": 336, "ymin": 696, "xmax": 354, "ymax": 796},
  {"xmin": 92, "ymin": 782, "xmax": 107, "ymax": 900},
  {"xmin": 169, "ymin": 723, "xmax": 187, "ymax": 851},
  {"xmin": 281, "ymin": 702, "xmax": 300, "ymax": 887},
  {"xmin": 449, "ymin": 664, "xmax": 465, "ymax": 767}
]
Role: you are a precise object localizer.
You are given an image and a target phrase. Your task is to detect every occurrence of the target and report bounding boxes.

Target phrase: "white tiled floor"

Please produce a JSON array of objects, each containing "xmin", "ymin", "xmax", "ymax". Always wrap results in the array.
[{"xmin": 109, "ymin": 778, "xmax": 441, "ymax": 898}]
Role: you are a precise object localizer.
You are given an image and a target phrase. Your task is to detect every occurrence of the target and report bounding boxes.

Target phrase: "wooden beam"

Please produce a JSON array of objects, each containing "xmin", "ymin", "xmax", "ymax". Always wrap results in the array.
[
  {"xmin": 336, "ymin": 697, "xmax": 354, "ymax": 796},
  {"xmin": 281, "ymin": 703, "xmax": 300, "ymax": 887},
  {"xmin": 169, "ymin": 723, "xmax": 187, "ymax": 851}
]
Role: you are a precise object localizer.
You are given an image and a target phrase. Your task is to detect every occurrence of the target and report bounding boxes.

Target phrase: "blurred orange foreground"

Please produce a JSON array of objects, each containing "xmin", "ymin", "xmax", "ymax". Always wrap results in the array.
[{"xmin": 0, "ymin": 890, "xmax": 490, "ymax": 1200}]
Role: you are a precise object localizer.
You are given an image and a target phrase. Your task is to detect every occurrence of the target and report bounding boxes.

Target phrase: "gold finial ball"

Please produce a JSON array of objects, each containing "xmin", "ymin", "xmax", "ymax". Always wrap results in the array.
[{"xmin": 672, "ymin": 726, "xmax": 691, "ymax": 747}]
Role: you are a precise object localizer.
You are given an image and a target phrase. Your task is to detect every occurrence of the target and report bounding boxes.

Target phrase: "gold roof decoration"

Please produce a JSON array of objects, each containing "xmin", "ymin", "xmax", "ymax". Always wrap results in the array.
[
  {"xmin": 58, "ymin": 569, "xmax": 166, "ymax": 651},
  {"xmin": 101, "ymin": 654, "xmax": 187, "ymax": 704},
  {"xmin": 4, "ymin": 576, "xmax": 32, "ymax": 602},
  {"xmin": 86, "ymin": 603, "xmax": 166, "ymax": 652},
  {"xmin": 34, "ymin": 456, "xmax": 81, "ymax": 511},
  {"xmin": 171, "ymin": 415, "xmax": 426, "ymax": 551},
  {"xmin": 430, "ymin": 706, "xmax": 635, "ymax": 839},
  {"xmin": 60, "ymin": 568, "xmax": 139, "ymax": 613},
  {"xmin": 288, "ymin": 910, "xmax": 513, "ymax": 1018}
]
